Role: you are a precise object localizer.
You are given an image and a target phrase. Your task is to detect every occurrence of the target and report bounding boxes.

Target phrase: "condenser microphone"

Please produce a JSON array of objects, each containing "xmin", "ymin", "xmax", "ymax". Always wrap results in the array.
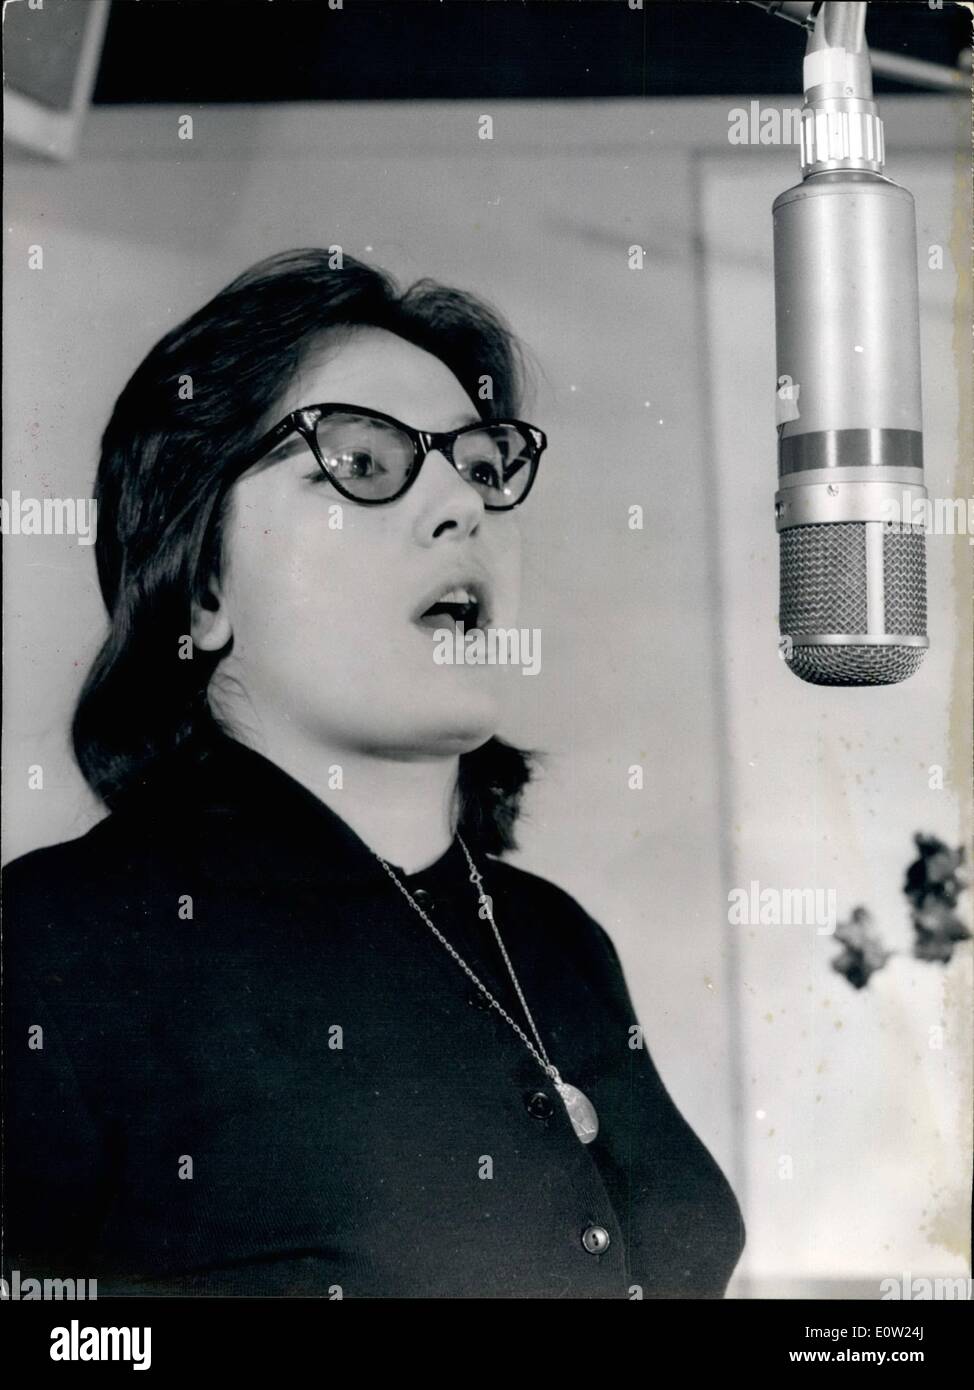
[{"xmin": 773, "ymin": 0, "xmax": 928, "ymax": 685}]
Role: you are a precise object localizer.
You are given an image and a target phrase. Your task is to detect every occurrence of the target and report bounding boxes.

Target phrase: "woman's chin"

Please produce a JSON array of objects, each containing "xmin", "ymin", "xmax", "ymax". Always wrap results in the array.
[
  {"xmin": 395, "ymin": 686, "xmax": 504, "ymax": 754},
  {"xmin": 423, "ymin": 700, "xmax": 503, "ymax": 752}
]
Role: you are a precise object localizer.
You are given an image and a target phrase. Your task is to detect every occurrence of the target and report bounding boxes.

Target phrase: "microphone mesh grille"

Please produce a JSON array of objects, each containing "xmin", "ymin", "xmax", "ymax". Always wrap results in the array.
[
  {"xmin": 884, "ymin": 525, "xmax": 927, "ymax": 633},
  {"xmin": 780, "ymin": 523, "xmax": 868, "ymax": 634},
  {"xmin": 779, "ymin": 522, "xmax": 927, "ymax": 686},
  {"xmin": 785, "ymin": 644, "xmax": 926, "ymax": 686}
]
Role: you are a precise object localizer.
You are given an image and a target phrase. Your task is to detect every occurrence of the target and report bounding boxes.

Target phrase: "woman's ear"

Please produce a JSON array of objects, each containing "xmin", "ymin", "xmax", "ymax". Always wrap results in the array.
[{"xmin": 191, "ymin": 577, "xmax": 233, "ymax": 652}]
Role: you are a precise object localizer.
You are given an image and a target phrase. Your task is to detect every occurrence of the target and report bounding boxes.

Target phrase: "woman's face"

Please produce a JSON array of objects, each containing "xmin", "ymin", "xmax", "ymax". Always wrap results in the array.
[{"xmin": 200, "ymin": 326, "xmax": 523, "ymax": 760}]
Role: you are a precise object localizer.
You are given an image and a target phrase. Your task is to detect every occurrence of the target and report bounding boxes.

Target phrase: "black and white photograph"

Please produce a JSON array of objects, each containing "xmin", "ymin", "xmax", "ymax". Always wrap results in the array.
[{"xmin": 2, "ymin": 0, "xmax": 972, "ymax": 1360}]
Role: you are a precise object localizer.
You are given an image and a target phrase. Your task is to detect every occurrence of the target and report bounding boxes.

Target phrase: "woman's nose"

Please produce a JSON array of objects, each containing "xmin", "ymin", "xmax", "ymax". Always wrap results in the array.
[{"xmin": 413, "ymin": 448, "xmax": 484, "ymax": 537}]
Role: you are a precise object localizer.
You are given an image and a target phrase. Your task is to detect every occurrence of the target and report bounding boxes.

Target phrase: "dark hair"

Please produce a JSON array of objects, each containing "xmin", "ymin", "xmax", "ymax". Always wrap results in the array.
[{"xmin": 72, "ymin": 248, "xmax": 540, "ymax": 854}]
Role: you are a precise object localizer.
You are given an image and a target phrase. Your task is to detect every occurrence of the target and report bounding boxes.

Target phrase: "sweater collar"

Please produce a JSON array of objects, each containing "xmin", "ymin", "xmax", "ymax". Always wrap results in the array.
[{"xmin": 152, "ymin": 729, "xmax": 479, "ymax": 894}]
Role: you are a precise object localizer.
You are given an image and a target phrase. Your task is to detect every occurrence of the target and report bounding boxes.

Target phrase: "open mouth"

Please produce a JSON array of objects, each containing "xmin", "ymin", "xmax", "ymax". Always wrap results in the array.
[{"xmin": 413, "ymin": 583, "xmax": 487, "ymax": 634}]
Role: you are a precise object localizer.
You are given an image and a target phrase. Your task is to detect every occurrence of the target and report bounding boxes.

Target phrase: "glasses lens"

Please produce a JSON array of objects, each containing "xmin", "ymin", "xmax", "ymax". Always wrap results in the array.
[
  {"xmin": 452, "ymin": 424, "xmax": 537, "ymax": 507},
  {"xmin": 314, "ymin": 412, "xmax": 414, "ymax": 500}
]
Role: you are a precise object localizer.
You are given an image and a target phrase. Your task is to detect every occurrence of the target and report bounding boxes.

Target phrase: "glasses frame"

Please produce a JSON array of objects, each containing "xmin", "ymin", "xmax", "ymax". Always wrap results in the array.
[{"xmin": 232, "ymin": 401, "xmax": 548, "ymax": 511}]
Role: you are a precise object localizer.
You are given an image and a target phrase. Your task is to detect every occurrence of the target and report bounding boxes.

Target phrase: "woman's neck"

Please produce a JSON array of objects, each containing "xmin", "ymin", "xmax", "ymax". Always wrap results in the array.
[{"xmin": 228, "ymin": 722, "xmax": 460, "ymax": 875}]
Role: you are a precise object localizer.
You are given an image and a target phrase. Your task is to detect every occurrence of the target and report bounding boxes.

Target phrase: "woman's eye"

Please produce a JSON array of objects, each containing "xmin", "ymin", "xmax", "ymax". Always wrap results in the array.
[
  {"xmin": 329, "ymin": 450, "xmax": 386, "ymax": 479},
  {"xmin": 470, "ymin": 460, "xmax": 502, "ymax": 488}
]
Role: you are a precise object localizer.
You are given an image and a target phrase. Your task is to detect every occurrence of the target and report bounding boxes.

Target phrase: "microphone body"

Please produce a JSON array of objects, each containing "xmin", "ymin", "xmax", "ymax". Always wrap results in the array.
[{"xmin": 773, "ymin": 1, "xmax": 928, "ymax": 685}]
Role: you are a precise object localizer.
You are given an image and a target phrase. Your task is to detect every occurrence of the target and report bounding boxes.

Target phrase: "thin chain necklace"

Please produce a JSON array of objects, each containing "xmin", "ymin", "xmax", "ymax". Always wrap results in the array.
[{"xmin": 374, "ymin": 834, "xmax": 600, "ymax": 1145}]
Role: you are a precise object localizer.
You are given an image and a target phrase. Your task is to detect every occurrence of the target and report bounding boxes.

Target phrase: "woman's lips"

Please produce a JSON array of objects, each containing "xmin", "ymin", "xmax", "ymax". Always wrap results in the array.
[
  {"xmin": 411, "ymin": 575, "xmax": 491, "ymax": 629},
  {"xmin": 412, "ymin": 603, "xmax": 486, "ymax": 635}
]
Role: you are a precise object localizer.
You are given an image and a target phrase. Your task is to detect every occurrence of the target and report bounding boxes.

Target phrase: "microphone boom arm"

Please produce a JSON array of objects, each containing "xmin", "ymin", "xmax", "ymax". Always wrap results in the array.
[{"xmin": 747, "ymin": 0, "xmax": 970, "ymax": 93}]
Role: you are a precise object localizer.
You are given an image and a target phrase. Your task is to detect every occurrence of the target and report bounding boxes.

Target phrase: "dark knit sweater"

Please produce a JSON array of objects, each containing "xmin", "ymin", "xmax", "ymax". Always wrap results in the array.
[{"xmin": 1, "ymin": 734, "xmax": 744, "ymax": 1298}]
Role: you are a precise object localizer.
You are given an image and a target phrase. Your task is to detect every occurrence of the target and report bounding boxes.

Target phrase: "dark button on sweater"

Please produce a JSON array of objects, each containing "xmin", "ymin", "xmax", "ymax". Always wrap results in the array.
[
  {"xmin": 525, "ymin": 1090, "xmax": 555, "ymax": 1121},
  {"xmin": 1, "ymin": 732, "xmax": 745, "ymax": 1298}
]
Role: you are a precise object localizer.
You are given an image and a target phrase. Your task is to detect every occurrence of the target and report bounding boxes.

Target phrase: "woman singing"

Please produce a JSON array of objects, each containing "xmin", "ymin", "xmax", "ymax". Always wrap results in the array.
[{"xmin": 2, "ymin": 249, "xmax": 745, "ymax": 1298}]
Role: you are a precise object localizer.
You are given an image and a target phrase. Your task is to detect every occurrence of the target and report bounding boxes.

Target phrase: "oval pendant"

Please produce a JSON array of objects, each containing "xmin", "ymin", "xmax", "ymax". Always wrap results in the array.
[{"xmin": 554, "ymin": 1079, "xmax": 599, "ymax": 1144}]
